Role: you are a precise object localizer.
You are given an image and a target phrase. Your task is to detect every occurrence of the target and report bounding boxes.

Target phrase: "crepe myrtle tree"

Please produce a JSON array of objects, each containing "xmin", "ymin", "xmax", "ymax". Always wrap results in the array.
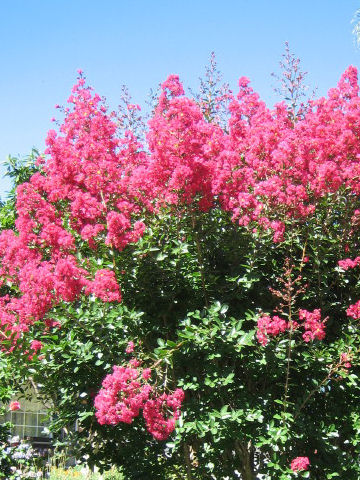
[{"xmin": 2, "ymin": 53, "xmax": 360, "ymax": 479}]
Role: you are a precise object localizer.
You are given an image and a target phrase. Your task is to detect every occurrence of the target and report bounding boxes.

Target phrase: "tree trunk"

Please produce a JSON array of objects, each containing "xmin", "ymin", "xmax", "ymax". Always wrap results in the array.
[
  {"xmin": 235, "ymin": 440, "xmax": 255, "ymax": 480},
  {"xmin": 183, "ymin": 443, "xmax": 193, "ymax": 480}
]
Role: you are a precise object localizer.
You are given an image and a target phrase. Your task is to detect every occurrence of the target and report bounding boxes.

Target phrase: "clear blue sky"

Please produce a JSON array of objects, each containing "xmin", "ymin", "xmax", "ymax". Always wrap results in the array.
[{"xmin": 0, "ymin": 0, "xmax": 359, "ymax": 199}]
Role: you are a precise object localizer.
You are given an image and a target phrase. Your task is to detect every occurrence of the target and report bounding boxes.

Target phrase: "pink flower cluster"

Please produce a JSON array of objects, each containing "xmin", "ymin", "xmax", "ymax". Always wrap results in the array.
[
  {"xmin": 125, "ymin": 341, "xmax": 135, "ymax": 354},
  {"xmin": 340, "ymin": 352, "xmax": 351, "ymax": 369},
  {"xmin": 212, "ymin": 67, "xmax": 360, "ymax": 241},
  {"xmin": 347, "ymin": 300, "xmax": 360, "ymax": 319},
  {"xmin": 95, "ymin": 364, "xmax": 153, "ymax": 425},
  {"xmin": 256, "ymin": 309, "xmax": 326, "ymax": 345},
  {"xmin": 30, "ymin": 340, "xmax": 42, "ymax": 352},
  {"xmin": 256, "ymin": 315, "xmax": 288, "ymax": 346},
  {"xmin": 143, "ymin": 389, "xmax": 185, "ymax": 440},
  {"xmin": 290, "ymin": 456, "xmax": 310, "ymax": 472},
  {"xmin": 299, "ymin": 309, "xmax": 326, "ymax": 342},
  {"xmin": 94, "ymin": 358, "xmax": 184, "ymax": 441},
  {"xmin": 9, "ymin": 401, "xmax": 21, "ymax": 411},
  {"xmin": 338, "ymin": 257, "xmax": 360, "ymax": 270},
  {"xmin": 84, "ymin": 269, "xmax": 121, "ymax": 302},
  {"xmin": 0, "ymin": 80, "xmax": 140, "ymax": 344}
]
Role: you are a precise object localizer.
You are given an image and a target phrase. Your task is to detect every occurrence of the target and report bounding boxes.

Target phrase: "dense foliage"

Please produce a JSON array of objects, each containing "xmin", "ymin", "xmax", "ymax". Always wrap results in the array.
[{"xmin": 2, "ymin": 54, "xmax": 360, "ymax": 479}]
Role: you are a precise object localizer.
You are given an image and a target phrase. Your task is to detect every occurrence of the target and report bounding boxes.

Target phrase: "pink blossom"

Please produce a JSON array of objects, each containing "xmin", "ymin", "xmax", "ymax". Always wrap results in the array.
[
  {"xmin": 143, "ymin": 389, "xmax": 185, "ymax": 441},
  {"xmin": 340, "ymin": 353, "xmax": 351, "ymax": 369},
  {"xmin": 125, "ymin": 341, "xmax": 135, "ymax": 354},
  {"xmin": 94, "ymin": 364, "xmax": 152, "ymax": 425},
  {"xmin": 30, "ymin": 340, "xmax": 42, "ymax": 352},
  {"xmin": 142, "ymin": 368, "xmax": 151, "ymax": 380},
  {"xmin": 290, "ymin": 456, "xmax": 310, "ymax": 472},
  {"xmin": 85, "ymin": 269, "xmax": 121, "ymax": 303},
  {"xmin": 44, "ymin": 318, "xmax": 61, "ymax": 329},
  {"xmin": 94, "ymin": 358, "xmax": 184, "ymax": 440},
  {"xmin": 9, "ymin": 401, "xmax": 21, "ymax": 411},
  {"xmin": 338, "ymin": 257, "xmax": 360, "ymax": 270},
  {"xmin": 299, "ymin": 309, "xmax": 326, "ymax": 342},
  {"xmin": 347, "ymin": 300, "xmax": 360, "ymax": 319},
  {"xmin": 256, "ymin": 314, "xmax": 288, "ymax": 346}
]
